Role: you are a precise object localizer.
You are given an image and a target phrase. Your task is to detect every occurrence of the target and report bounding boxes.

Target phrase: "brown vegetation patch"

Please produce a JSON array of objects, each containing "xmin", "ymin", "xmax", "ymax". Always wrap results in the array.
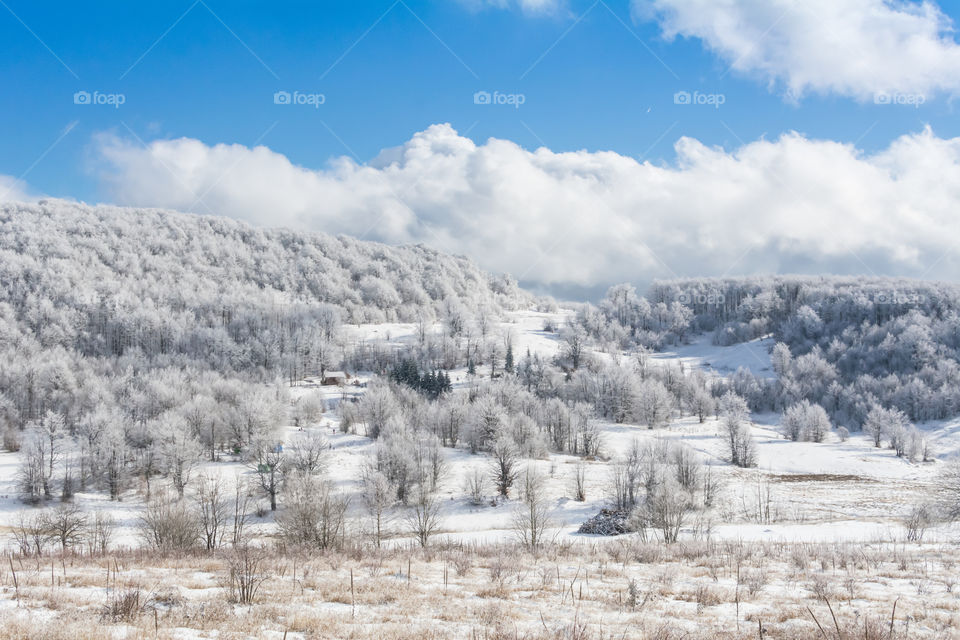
[{"xmin": 770, "ymin": 473, "xmax": 875, "ymax": 483}]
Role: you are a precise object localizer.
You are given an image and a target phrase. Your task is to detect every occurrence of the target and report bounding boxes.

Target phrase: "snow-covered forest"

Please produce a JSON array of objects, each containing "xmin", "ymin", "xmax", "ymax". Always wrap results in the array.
[
  {"xmin": 0, "ymin": 198, "xmax": 530, "ymax": 440},
  {"xmin": 4, "ymin": 202, "xmax": 960, "ymax": 638},
  {"xmin": 569, "ymin": 277, "xmax": 960, "ymax": 429}
]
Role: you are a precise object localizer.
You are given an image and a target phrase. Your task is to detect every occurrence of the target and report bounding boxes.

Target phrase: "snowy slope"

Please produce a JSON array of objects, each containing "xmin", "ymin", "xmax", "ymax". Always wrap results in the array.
[{"xmin": 651, "ymin": 334, "xmax": 775, "ymax": 379}]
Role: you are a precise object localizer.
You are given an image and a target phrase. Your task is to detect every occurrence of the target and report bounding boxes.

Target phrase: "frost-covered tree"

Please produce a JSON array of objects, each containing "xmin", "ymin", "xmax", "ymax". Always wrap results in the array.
[
  {"xmin": 360, "ymin": 382, "xmax": 398, "ymax": 440},
  {"xmin": 636, "ymin": 379, "xmax": 673, "ymax": 429},
  {"xmin": 0, "ymin": 197, "xmax": 535, "ymax": 503},
  {"xmin": 781, "ymin": 400, "xmax": 831, "ymax": 443},
  {"xmin": 18, "ymin": 412, "xmax": 66, "ymax": 502},
  {"xmin": 489, "ymin": 436, "xmax": 520, "ymax": 498},
  {"xmin": 720, "ymin": 392, "xmax": 755, "ymax": 468},
  {"xmin": 361, "ymin": 465, "xmax": 394, "ymax": 547},
  {"xmin": 159, "ymin": 422, "xmax": 202, "ymax": 499},
  {"xmin": 863, "ymin": 405, "xmax": 909, "ymax": 449},
  {"xmin": 688, "ymin": 387, "xmax": 715, "ymax": 424},
  {"xmin": 560, "ymin": 325, "xmax": 587, "ymax": 370}
]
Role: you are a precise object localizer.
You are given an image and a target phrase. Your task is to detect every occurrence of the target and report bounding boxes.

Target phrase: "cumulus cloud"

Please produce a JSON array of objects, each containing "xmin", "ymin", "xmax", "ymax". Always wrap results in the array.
[
  {"xmin": 0, "ymin": 175, "xmax": 40, "ymax": 203},
  {"xmin": 638, "ymin": 0, "xmax": 960, "ymax": 100},
  {"xmin": 93, "ymin": 124, "xmax": 960, "ymax": 292}
]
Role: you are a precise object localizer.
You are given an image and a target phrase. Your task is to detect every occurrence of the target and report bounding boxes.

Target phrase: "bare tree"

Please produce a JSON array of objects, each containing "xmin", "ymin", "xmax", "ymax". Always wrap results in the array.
[
  {"xmin": 782, "ymin": 400, "xmax": 830, "ymax": 442},
  {"xmin": 287, "ymin": 430, "xmax": 330, "ymax": 476},
  {"xmin": 41, "ymin": 502, "xmax": 87, "ymax": 552},
  {"xmin": 231, "ymin": 477, "xmax": 252, "ymax": 547},
  {"xmin": 513, "ymin": 465, "xmax": 552, "ymax": 549},
  {"xmin": 672, "ymin": 443, "xmax": 701, "ymax": 491},
  {"xmin": 904, "ymin": 504, "xmax": 933, "ymax": 542},
  {"xmin": 360, "ymin": 382, "xmax": 398, "ymax": 439},
  {"xmin": 101, "ymin": 425, "xmax": 128, "ymax": 501},
  {"xmin": 249, "ymin": 439, "xmax": 285, "ymax": 511},
  {"xmin": 412, "ymin": 431, "xmax": 447, "ymax": 493},
  {"xmin": 571, "ymin": 460, "xmax": 587, "ymax": 502},
  {"xmin": 574, "ymin": 406, "xmax": 603, "ymax": 458},
  {"xmin": 407, "ymin": 490, "xmax": 443, "ymax": 548},
  {"xmin": 608, "ymin": 439, "xmax": 644, "ymax": 510},
  {"xmin": 138, "ymin": 493, "xmax": 200, "ymax": 552},
  {"xmin": 701, "ymin": 463, "xmax": 722, "ymax": 508},
  {"xmin": 195, "ymin": 473, "xmax": 229, "ymax": 551},
  {"xmin": 864, "ymin": 405, "xmax": 909, "ymax": 449},
  {"xmin": 225, "ymin": 544, "xmax": 270, "ymax": 605},
  {"xmin": 275, "ymin": 474, "xmax": 348, "ymax": 550},
  {"xmin": 60, "ymin": 454, "xmax": 77, "ymax": 502},
  {"xmin": 12, "ymin": 510, "xmax": 50, "ymax": 556},
  {"xmin": 292, "ymin": 392, "xmax": 326, "ymax": 428},
  {"xmin": 645, "ymin": 475, "xmax": 690, "ymax": 543},
  {"xmin": 689, "ymin": 388, "xmax": 715, "ymax": 424},
  {"xmin": 464, "ymin": 467, "xmax": 488, "ymax": 506},
  {"xmin": 85, "ymin": 510, "xmax": 115, "ymax": 555}
]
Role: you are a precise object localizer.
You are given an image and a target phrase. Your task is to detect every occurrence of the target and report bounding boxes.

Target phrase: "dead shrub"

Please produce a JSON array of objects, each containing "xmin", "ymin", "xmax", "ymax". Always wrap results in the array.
[{"xmin": 224, "ymin": 544, "xmax": 270, "ymax": 604}]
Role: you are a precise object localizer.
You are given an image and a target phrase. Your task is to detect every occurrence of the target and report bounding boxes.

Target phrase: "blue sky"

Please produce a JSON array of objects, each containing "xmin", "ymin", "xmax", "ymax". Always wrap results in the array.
[
  {"xmin": 4, "ymin": 0, "xmax": 960, "ymax": 293},
  {"xmin": 2, "ymin": 0, "xmax": 954, "ymax": 201}
]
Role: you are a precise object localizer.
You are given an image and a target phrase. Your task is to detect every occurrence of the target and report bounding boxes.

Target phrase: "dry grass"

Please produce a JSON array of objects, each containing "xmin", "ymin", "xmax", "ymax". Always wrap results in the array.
[{"xmin": 1, "ymin": 540, "xmax": 960, "ymax": 639}]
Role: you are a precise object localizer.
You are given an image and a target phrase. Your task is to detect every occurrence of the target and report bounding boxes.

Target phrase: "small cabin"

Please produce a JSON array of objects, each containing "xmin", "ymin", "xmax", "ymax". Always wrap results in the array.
[{"xmin": 321, "ymin": 371, "xmax": 350, "ymax": 386}]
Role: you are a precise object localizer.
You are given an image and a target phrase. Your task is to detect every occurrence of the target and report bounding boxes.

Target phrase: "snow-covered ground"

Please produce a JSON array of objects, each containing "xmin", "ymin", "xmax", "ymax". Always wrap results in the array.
[
  {"xmin": 650, "ymin": 334, "xmax": 776, "ymax": 379},
  {"xmin": 1, "ymin": 310, "xmax": 956, "ymax": 553},
  {"xmin": 5, "ymin": 309, "xmax": 960, "ymax": 639}
]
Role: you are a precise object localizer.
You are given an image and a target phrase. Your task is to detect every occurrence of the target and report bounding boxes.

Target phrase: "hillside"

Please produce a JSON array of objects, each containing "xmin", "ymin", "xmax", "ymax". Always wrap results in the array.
[
  {"xmin": 0, "ymin": 200, "xmax": 532, "ymax": 430},
  {"xmin": 1, "ymin": 199, "xmax": 529, "ymax": 327},
  {"xmin": 572, "ymin": 276, "xmax": 960, "ymax": 429}
]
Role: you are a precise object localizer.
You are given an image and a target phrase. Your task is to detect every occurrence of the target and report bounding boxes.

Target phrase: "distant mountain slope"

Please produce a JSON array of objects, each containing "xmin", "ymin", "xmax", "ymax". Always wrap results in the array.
[{"xmin": 0, "ymin": 199, "xmax": 529, "ymax": 326}]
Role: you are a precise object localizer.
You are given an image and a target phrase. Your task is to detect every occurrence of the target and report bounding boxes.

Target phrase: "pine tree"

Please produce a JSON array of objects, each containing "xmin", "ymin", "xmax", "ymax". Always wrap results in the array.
[
  {"xmin": 423, "ymin": 370, "xmax": 437, "ymax": 397},
  {"xmin": 440, "ymin": 371, "xmax": 452, "ymax": 394},
  {"xmin": 505, "ymin": 343, "xmax": 514, "ymax": 374}
]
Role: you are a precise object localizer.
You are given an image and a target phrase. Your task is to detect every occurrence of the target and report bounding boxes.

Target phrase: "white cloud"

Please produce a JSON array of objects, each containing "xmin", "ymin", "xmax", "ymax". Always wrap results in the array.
[
  {"xmin": 93, "ymin": 124, "xmax": 960, "ymax": 292},
  {"xmin": 638, "ymin": 0, "xmax": 960, "ymax": 100},
  {"xmin": 0, "ymin": 175, "xmax": 40, "ymax": 203},
  {"xmin": 460, "ymin": 0, "xmax": 565, "ymax": 16}
]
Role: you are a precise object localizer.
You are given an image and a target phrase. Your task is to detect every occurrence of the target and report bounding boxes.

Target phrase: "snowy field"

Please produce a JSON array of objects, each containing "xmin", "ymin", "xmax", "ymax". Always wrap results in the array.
[
  {"xmin": 2, "ymin": 310, "xmax": 960, "ymax": 638},
  {"xmin": 3, "ymin": 537, "xmax": 960, "ymax": 639}
]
